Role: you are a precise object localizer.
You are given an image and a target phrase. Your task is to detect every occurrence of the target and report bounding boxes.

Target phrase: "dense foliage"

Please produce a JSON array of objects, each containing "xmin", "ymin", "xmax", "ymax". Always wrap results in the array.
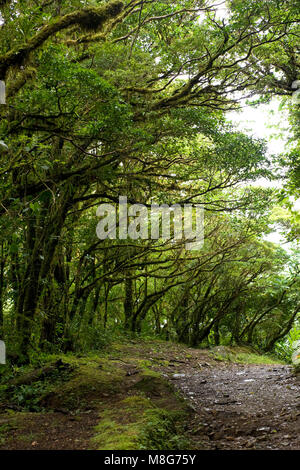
[{"xmin": 0, "ymin": 0, "xmax": 299, "ymax": 363}]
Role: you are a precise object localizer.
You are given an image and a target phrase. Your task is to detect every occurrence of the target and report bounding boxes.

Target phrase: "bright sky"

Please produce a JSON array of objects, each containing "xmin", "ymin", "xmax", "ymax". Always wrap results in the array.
[
  {"xmin": 227, "ymin": 99, "xmax": 295, "ymax": 246},
  {"xmin": 227, "ymin": 100, "xmax": 290, "ymax": 156},
  {"xmin": 212, "ymin": 2, "xmax": 297, "ymax": 248}
]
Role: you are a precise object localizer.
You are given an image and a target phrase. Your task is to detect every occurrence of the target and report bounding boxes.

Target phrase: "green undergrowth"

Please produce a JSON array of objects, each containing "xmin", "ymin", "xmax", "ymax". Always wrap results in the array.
[
  {"xmin": 0, "ymin": 339, "xmax": 193, "ymax": 449},
  {"xmin": 210, "ymin": 346, "xmax": 286, "ymax": 365},
  {"xmin": 91, "ymin": 380, "xmax": 191, "ymax": 450},
  {"xmin": 0, "ymin": 360, "xmax": 75, "ymax": 412},
  {"xmin": 0, "ymin": 354, "xmax": 129, "ymax": 412}
]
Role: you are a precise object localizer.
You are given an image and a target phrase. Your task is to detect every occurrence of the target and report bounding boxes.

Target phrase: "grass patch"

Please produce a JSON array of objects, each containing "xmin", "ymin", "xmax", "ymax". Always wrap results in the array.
[{"xmin": 210, "ymin": 346, "xmax": 285, "ymax": 365}]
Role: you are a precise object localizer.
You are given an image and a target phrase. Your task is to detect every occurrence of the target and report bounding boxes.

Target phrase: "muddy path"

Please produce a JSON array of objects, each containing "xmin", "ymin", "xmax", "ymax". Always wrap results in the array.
[{"xmin": 170, "ymin": 362, "xmax": 300, "ymax": 450}]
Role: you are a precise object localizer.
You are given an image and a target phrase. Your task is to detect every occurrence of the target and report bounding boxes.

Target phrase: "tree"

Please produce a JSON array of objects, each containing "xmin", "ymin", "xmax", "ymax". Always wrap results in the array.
[{"xmin": 0, "ymin": 0, "xmax": 299, "ymax": 361}]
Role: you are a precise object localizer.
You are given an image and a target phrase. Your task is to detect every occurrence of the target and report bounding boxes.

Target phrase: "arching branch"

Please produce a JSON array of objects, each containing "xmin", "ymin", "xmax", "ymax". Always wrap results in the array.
[{"xmin": 0, "ymin": 0, "xmax": 123, "ymax": 79}]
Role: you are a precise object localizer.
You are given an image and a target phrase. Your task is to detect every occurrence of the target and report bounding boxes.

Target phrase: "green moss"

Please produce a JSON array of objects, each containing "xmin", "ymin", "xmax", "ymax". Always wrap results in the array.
[
  {"xmin": 91, "ymin": 394, "xmax": 190, "ymax": 450},
  {"xmin": 92, "ymin": 396, "xmax": 153, "ymax": 450},
  {"xmin": 210, "ymin": 346, "xmax": 285, "ymax": 365},
  {"xmin": 42, "ymin": 357, "xmax": 125, "ymax": 410},
  {"xmin": 132, "ymin": 376, "xmax": 172, "ymax": 397},
  {"xmin": 0, "ymin": 354, "xmax": 126, "ymax": 412},
  {"xmin": 139, "ymin": 409, "xmax": 189, "ymax": 450},
  {"xmin": 136, "ymin": 359, "xmax": 152, "ymax": 368},
  {"xmin": 133, "ymin": 359, "xmax": 160, "ymax": 377}
]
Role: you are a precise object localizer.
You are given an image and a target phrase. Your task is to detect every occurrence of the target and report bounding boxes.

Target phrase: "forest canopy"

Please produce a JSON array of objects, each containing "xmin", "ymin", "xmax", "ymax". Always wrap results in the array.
[{"xmin": 0, "ymin": 0, "xmax": 299, "ymax": 364}]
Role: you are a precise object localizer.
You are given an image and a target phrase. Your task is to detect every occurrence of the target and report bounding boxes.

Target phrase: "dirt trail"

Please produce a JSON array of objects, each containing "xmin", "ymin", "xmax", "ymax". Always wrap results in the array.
[
  {"xmin": 171, "ymin": 362, "xmax": 300, "ymax": 450},
  {"xmin": 0, "ymin": 342, "xmax": 299, "ymax": 450}
]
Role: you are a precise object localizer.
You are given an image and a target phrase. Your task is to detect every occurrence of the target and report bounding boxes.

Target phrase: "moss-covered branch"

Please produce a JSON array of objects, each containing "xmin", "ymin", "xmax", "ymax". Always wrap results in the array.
[{"xmin": 0, "ymin": 0, "xmax": 123, "ymax": 79}]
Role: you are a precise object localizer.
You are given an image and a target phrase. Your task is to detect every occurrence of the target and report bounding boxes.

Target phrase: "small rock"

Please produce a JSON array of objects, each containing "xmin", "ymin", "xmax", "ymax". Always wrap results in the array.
[
  {"xmin": 55, "ymin": 408, "xmax": 69, "ymax": 414},
  {"xmin": 245, "ymin": 441, "xmax": 255, "ymax": 448},
  {"xmin": 256, "ymin": 426, "xmax": 271, "ymax": 434},
  {"xmin": 126, "ymin": 369, "xmax": 139, "ymax": 376}
]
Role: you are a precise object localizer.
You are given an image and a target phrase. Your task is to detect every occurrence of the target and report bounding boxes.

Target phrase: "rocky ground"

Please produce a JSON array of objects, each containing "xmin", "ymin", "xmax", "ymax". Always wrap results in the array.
[{"xmin": 170, "ymin": 361, "xmax": 300, "ymax": 450}]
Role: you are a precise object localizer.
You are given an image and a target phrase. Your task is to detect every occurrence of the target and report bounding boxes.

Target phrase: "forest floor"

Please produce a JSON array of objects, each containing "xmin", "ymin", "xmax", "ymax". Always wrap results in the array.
[{"xmin": 0, "ymin": 339, "xmax": 299, "ymax": 450}]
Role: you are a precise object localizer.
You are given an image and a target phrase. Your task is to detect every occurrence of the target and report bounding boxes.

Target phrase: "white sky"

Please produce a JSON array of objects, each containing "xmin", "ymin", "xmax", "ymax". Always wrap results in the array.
[
  {"xmin": 227, "ymin": 100, "xmax": 290, "ymax": 156},
  {"xmin": 227, "ymin": 99, "xmax": 296, "ymax": 246},
  {"xmin": 212, "ymin": 2, "xmax": 298, "ymax": 248}
]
